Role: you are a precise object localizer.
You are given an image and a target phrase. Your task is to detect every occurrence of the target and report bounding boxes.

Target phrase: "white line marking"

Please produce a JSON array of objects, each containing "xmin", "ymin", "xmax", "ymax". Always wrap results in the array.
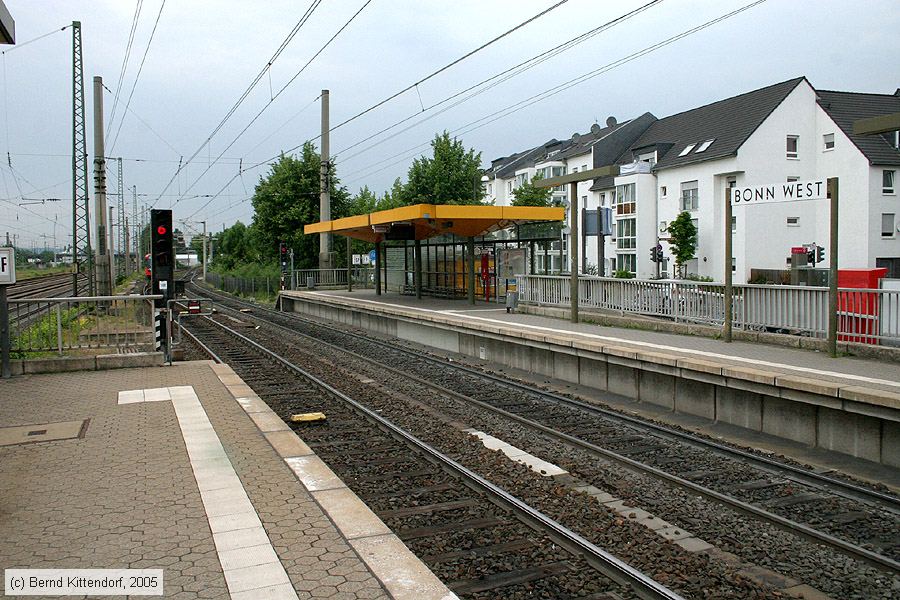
[
  {"xmin": 117, "ymin": 387, "xmax": 298, "ymax": 599},
  {"xmin": 305, "ymin": 292, "xmax": 900, "ymax": 390}
]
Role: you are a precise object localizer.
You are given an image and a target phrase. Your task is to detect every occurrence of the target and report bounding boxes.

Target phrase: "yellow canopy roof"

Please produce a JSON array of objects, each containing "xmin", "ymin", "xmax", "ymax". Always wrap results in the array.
[{"xmin": 304, "ymin": 203, "xmax": 565, "ymax": 242}]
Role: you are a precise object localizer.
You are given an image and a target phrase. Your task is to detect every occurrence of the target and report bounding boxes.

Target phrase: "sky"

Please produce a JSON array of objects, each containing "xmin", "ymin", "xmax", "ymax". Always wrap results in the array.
[{"xmin": 0, "ymin": 0, "xmax": 898, "ymax": 249}]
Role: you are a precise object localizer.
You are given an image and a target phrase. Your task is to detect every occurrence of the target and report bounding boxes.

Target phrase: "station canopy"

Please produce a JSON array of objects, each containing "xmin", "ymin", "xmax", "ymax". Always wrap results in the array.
[{"xmin": 304, "ymin": 203, "xmax": 565, "ymax": 243}]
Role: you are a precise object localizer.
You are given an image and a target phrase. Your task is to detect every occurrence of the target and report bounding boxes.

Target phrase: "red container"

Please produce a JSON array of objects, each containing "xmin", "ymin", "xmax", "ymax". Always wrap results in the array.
[{"xmin": 837, "ymin": 269, "xmax": 888, "ymax": 343}]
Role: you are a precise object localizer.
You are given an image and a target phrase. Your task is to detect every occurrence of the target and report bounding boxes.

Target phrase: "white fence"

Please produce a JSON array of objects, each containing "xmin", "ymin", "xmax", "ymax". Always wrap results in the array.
[
  {"xmin": 517, "ymin": 275, "xmax": 900, "ymax": 345},
  {"xmin": 293, "ymin": 268, "xmax": 375, "ymax": 289}
]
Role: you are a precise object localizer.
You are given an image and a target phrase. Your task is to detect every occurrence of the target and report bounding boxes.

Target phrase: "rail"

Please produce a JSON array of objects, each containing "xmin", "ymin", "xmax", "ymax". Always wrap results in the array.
[
  {"xmin": 517, "ymin": 275, "xmax": 900, "ymax": 345},
  {"xmin": 7, "ymin": 294, "xmax": 162, "ymax": 354}
]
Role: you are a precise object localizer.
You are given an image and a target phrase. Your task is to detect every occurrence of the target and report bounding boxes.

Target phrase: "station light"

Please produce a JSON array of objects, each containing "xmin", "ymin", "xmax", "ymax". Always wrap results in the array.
[{"xmin": 816, "ymin": 245, "xmax": 825, "ymax": 264}]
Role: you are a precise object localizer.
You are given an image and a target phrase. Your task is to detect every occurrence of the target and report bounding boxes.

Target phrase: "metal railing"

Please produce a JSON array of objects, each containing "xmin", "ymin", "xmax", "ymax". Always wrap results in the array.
[
  {"xmin": 8, "ymin": 294, "xmax": 161, "ymax": 354},
  {"xmin": 292, "ymin": 268, "xmax": 375, "ymax": 289},
  {"xmin": 206, "ymin": 272, "xmax": 281, "ymax": 297},
  {"xmin": 517, "ymin": 275, "xmax": 900, "ymax": 345}
]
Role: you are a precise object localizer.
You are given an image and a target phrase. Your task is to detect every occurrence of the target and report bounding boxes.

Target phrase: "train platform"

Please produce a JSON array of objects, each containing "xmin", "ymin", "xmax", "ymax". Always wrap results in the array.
[
  {"xmin": 285, "ymin": 289, "xmax": 900, "ymax": 387},
  {"xmin": 279, "ymin": 289, "xmax": 900, "ymax": 477},
  {"xmin": 0, "ymin": 361, "xmax": 455, "ymax": 600}
]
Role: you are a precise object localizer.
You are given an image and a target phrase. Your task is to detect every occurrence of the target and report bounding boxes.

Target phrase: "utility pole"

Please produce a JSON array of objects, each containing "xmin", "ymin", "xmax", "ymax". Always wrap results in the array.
[
  {"xmin": 109, "ymin": 205, "xmax": 115, "ymax": 282},
  {"xmin": 201, "ymin": 220, "xmax": 207, "ymax": 282},
  {"xmin": 124, "ymin": 216, "xmax": 130, "ymax": 277},
  {"xmin": 93, "ymin": 75, "xmax": 112, "ymax": 296},
  {"xmin": 319, "ymin": 89, "xmax": 332, "ymax": 270},
  {"xmin": 117, "ymin": 157, "xmax": 126, "ymax": 276},
  {"xmin": 72, "ymin": 21, "xmax": 93, "ymax": 296},
  {"xmin": 132, "ymin": 185, "xmax": 138, "ymax": 272}
]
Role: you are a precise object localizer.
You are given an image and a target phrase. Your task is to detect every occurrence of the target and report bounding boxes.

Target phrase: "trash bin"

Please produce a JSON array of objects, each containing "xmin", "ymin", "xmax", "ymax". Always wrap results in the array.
[
  {"xmin": 306, "ymin": 276, "xmax": 316, "ymax": 290},
  {"xmin": 505, "ymin": 291, "xmax": 519, "ymax": 313}
]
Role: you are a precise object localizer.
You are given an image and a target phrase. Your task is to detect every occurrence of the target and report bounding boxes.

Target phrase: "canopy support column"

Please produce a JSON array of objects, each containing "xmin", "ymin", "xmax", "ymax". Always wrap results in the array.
[
  {"xmin": 375, "ymin": 241, "xmax": 382, "ymax": 296},
  {"xmin": 467, "ymin": 236, "xmax": 475, "ymax": 305},
  {"xmin": 414, "ymin": 239, "xmax": 422, "ymax": 300}
]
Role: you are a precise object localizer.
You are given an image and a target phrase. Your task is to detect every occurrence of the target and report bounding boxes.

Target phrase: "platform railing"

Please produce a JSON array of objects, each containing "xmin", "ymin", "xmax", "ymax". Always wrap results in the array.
[
  {"xmin": 517, "ymin": 275, "xmax": 900, "ymax": 345},
  {"xmin": 292, "ymin": 268, "xmax": 375, "ymax": 289},
  {"xmin": 7, "ymin": 294, "xmax": 161, "ymax": 354}
]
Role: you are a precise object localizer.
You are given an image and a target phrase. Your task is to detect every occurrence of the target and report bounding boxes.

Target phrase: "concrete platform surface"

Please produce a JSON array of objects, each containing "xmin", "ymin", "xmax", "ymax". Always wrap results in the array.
[
  {"xmin": 0, "ymin": 361, "xmax": 456, "ymax": 600},
  {"xmin": 292, "ymin": 289, "xmax": 900, "ymax": 393}
]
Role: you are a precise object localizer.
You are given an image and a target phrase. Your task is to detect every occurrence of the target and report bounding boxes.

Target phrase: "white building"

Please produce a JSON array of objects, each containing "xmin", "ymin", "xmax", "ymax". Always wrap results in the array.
[{"xmin": 484, "ymin": 77, "xmax": 900, "ymax": 281}]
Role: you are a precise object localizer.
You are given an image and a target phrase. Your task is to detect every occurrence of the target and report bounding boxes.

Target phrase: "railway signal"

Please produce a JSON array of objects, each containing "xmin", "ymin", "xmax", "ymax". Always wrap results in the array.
[
  {"xmin": 150, "ymin": 209, "xmax": 174, "ymax": 307},
  {"xmin": 279, "ymin": 242, "xmax": 288, "ymax": 273}
]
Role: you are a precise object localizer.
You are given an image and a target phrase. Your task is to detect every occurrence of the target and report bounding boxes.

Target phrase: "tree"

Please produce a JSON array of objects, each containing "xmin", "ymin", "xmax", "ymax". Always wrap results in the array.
[
  {"xmin": 511, "ymin": 174, "xmax": 552, "ymax": 207},
  {"xmin": 251, "ymin": 143, "xmax": 350, "ymax": 269},
  {"xmin": 214, "ymin": 221, "xmax": 253, "ymax": 270},
  {"xmin": 402, "ymin": 132, "xmax": 483, "ymax": 205},
  {"xmin": 666, "ymin": 211, "xmax": 697, "ymax": 277}
]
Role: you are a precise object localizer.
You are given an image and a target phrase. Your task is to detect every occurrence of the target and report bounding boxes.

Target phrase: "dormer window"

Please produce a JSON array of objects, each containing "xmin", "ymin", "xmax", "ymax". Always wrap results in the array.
[
  {"xmin": 695, "ymin": 139, "xmax": 715, "ymax": 153},
  {"xmin": 678, "ymin": 144, "xmax": 696, "ymax": 157}
]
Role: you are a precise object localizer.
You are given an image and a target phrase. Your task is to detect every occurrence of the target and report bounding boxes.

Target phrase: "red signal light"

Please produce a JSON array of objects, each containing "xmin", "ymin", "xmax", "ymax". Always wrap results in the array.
[{"xmin": 157, "ymin": 225, "xmax": 167, "ymax": 235}]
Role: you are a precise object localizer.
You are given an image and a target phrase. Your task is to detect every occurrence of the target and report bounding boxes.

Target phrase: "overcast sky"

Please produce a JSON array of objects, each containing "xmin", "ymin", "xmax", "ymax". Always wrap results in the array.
[{"xmin": 1, "ymin": 0, "xmax": 898, "ymax": 248}]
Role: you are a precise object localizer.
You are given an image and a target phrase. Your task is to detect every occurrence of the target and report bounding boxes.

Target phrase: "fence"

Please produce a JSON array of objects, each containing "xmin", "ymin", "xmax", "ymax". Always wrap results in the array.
[
  {"xmin": 517, "ymin": 275, "xmax": 900, "ymax": 345},
  {"xmin": 206, "ymin": 272, "xmax": 282, "ymax": 297},
  {"xmin": 8, "ymin": 295, "xmax": 160, "ymax": 354},
  {"xmin": 292, "ymin": 268, "xmax": 375, "ymax": 289}
]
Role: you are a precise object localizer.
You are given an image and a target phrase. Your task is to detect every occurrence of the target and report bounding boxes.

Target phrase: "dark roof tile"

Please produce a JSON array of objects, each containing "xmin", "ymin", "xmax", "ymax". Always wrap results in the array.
[{"xmin": 817, "ymin": 90, "xmax": 900, "ymax": 166}]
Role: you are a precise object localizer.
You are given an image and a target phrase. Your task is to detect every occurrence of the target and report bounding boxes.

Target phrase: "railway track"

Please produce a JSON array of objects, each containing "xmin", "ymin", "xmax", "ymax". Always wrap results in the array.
[
  {"xmin": 181, "ymin": 314, "xmax": 684, "ymax": 600},
  {"xmin": 185, "ymin": 282, "xmax": 900, "ymax": 598},
  {"xmin": 6, "ymin": 272, "xmax": 90, "ymax": 328}
]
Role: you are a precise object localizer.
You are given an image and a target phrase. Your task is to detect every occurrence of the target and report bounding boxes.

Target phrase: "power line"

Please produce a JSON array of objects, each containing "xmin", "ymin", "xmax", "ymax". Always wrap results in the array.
[
  {"xmin": 108, "ymin": 0, "xmax": 167, "ymax": 154},
  {"xmin": 150, "ymin": 0, "xmax": 323, "ymax": 207},
  {"xmin": 327, "ymin": 0, "xmax": 570, "ymax": 134},
  {"xmin": 0, "ymin": 24, "xmax": 71, "ymax": 55},
  {"xmin": 333, "ymin": 0, "xmax": 664, "ymax": 163},
  {"xmin": 173, "ymin": 0, "xmax": 372, "ymax": 205},
  {"xmin": 342, "ymin": 0, "xmax": 770, "ymax": 184},
  {"xmin": 107, "ymin": 0, "xmax": 144, "ymax": 145},
  {"xmin": 189, "ymin": 0, "xmax": 572, "ymax": 215}
]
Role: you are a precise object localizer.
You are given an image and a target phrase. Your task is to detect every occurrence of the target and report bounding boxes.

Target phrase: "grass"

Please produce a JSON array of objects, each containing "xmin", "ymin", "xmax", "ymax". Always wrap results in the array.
[
  {"xmin": 14, "ymin": 265, "xmax": 74, "ymax": 281},
  {"xmin": 12, "ymin": 307, "xmax": 88, "ymax": 358}
]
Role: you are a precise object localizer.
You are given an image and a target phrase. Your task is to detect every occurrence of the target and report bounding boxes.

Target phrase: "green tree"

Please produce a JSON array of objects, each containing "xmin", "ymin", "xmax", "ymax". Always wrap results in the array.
[
  {"xmin": 251, "ymin": 144, "xmax": 350, "ymax": 269},
  {"xmin": 379, "ymin": 178, "xmax": 406, "ymax": 210},
  {"xmin": 214, "ymin": 221, "xmax": 253, "ymax": 270},
  {"xmin": 511, "ymin": 174, "xmax": 552, "ymax": 207},
  {"xmin": 666, "ymin": 211, "xmax": 697, "ymax": 277},
  {"xmin": 402, "ymin": 132, "xmax": 483, "ymax": 205}
]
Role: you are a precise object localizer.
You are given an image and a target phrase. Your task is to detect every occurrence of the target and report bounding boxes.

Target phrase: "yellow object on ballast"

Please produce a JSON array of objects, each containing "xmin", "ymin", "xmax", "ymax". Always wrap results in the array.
[{"xmin": 290, "ymin": 412, "xmax": 327, "ymax": 423}]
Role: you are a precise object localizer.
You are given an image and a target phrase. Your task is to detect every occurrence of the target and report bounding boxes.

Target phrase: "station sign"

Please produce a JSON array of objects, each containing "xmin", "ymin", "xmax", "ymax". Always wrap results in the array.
[
  {"xmin": 731, "ymin": 179, "xmax": 826, "ymax": 206},
  {"xmin": 0, "ymin": 247, "xmax": 15, "ymax": 285},
  {"xmin": 368, "ymin": 249, "xmax": 376, "ymax": 265}
]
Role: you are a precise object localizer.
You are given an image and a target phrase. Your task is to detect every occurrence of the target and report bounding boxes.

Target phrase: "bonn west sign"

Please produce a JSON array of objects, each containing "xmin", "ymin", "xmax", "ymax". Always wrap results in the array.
[{"xmin": 731, "ymin": 179, "xmax": 826, "ymax": 206}]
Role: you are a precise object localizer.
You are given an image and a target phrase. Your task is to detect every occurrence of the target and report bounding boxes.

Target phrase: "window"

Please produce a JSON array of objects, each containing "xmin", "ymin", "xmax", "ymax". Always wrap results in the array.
[
  {"xmin": 787, "ymin": 176, "xmax": 799, "ymax": 183},
  {"xmin": 660, "ymin": 186, "xmax": 667, "ymax": 197},
  {"xmin": 616, "ymin": 217, "xmax": 636, "ymax": 250},
  {"xmin": 615, "ymin": 183, "xmax": 635, "ymax": 215},
  {"xmin": 786, "ymin": 135, "xmax": 799, "ymax": 158},
  {"xmin": 681, "ymin": 180, "xmax": 699, "ymax": 211},
  {"xmin": 696, "ymin": 139, "xmax": 715, "ymax": 153},
  {"xmin": 599, "ymin": 192, "xmax": 606, "ymax": 207},
  {"xmin": 659, "ymin": 220, "xmax": 668, "ymax": 233},
  {"xmin": 731, "ymin": 216, "xmax": 737, "ymax": 232},
  {"xmin": 582, "ymin": 165, "xmax": 588, "ymax": 171},
  {"xmin": 787, "ymin": 216, "xmax": 800, "ymax": 227},
  {"xmin": 507, "ymin": 181, "xmax": 513, "ymax": 193},
  {"xmin": 883, "ymin": 213, "xmax": 896, "ymax": 238},
  {"xmin": 884, "ymin": 170, "xmax": 896, "ymax": 194},
  {"xmin": 732, "ymin": 258, "xmax": 736, "ymax": 273},
  {"xmin": 487, "ymin": 183, "xmax": 492, "ymax": 195},
  {"xmin": 678, "ymin": 144, "xmax": 696, "ymax": 157},
  {"xmin": 515, "ymin": 173, "xmax": 528, "ymax": 188},
  {"xmin": 572, "ymin": 167, "xmax": 578, "ymax": 173},
  {"xmin": 823, "ymin": 133, "xmax": 835, "ymax": 151},
  {"xmin": 617, "ymin": 253, "xmax": 636, "ymax": 274}
]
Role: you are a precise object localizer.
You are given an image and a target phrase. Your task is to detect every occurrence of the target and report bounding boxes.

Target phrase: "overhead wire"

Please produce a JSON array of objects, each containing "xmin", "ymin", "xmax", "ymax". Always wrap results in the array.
[
  {"xmin": 109, "ymin": 0, "xmax": 168, "ymax": 154},
  {"xmin": 150, "ymin": 0, "xmax": 323, "ymax": 207},
  {"xmin": 327, "ymin": 0, "xmax": 570, "ymax": 134},
  {"xmin": 187, "ymin": 0, "xmax": 572, "ymax": 217},
  {"xmin": 333, "ymin": 0, "xmax": 665, "ymax": 163},
  {"xmin": 342, "ymin": 0, "xmax": 769, "ymax": 184},
  {"xmin": 107, "ymin": 0, "xmax": 144, "ymax": 145},
  {"xmin": 173, "ymin": 0, "xmax": 373, "ymax": 205},
  {"xmin": 0, "ymin": 24, "xmax": 71, "ymax": 55}
]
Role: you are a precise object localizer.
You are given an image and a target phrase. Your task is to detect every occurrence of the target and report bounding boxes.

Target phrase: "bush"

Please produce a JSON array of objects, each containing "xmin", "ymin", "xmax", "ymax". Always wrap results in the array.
[
  {"xmin": 613, "ymin": 269, "xmax": 636, "ymax": 279},
  {"xmin": 684, "ymin": 273, "xmax": 714, "ymax": 282}
]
